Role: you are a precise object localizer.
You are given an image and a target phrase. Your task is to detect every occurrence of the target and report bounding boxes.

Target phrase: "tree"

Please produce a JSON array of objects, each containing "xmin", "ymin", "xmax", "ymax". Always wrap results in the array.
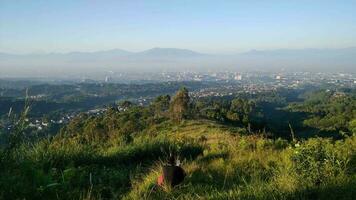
[
  {"xmin": 227, "ymin": 98, "xmax": 254, "ymax": 125},
  {"xmin": 151, "ymin": 95, "xmax": 171, "ymax": 118},
  {"xmin": 169, "ymin": 87, "xmax": 190, "ymax": 123}
]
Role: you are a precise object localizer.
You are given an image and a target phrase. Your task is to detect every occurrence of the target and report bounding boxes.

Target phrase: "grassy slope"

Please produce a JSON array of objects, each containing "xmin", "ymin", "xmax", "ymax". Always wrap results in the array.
[
  {"xmin": 1, "ymin": 120, "xmax": 355, "ymax": 199},
  {"xmin": 125, "ymin": 120, "xmax": 356, "ymax": 200}
]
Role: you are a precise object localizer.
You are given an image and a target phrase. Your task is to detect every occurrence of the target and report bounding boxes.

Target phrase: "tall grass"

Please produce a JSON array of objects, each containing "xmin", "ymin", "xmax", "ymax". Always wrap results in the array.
[
  {"xmin": 1, "ymin": 120, "xmax": 355, "ymax": 199},
  {"xmin": 126, "ymin": 121, "xmax": 356, "ymax": 200}
]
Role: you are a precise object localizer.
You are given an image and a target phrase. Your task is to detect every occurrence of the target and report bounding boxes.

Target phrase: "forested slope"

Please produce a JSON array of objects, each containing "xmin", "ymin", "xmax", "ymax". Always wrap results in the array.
[{"xmin": 1, "ymin": 88, "xmax": 355, "ymax": 199}]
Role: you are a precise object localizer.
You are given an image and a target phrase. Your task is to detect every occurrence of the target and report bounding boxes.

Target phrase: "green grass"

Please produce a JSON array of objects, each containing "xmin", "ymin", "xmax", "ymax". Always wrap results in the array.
[{"xmin": 1, "ymin": 120, "xmax": 356, "ymax": 199}]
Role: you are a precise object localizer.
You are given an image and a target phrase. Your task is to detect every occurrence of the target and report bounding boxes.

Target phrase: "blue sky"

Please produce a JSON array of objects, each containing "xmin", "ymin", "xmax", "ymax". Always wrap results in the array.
[{"xmin": 1, "ymin": 0, "xmax": 356, "ymax": 54}]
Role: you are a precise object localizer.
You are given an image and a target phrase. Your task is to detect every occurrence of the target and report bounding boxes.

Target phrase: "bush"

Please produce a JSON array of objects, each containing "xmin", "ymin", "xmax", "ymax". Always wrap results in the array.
[{"xmin": 291, "ymin": 138, "xmax": 349, "ymax": 186}]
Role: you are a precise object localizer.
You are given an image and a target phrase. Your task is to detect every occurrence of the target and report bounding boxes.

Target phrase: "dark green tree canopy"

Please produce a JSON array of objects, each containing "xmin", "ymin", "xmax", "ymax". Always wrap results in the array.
[{"xmin": 151, "ymin": 95, "xmax": 171, "ymax": 118}]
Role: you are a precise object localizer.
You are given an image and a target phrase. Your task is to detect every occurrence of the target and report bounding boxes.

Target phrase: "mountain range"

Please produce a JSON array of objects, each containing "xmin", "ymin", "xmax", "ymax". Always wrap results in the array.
[{"xmin": 1, "ymin": 47, "xmax": 355, "ymax": 78}]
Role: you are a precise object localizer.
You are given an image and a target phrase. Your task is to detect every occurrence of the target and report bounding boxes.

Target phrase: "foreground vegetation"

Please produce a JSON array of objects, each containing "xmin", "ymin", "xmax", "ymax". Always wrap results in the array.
[{"xmin": 1, "ymin": 88, "xmax": 355, "ymax": 199}]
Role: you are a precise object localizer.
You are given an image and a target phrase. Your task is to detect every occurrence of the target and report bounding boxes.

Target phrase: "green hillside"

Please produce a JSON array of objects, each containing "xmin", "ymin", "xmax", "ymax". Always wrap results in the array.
[
  {"xmin": 1, "ymin": 119, "xmax": 356, "ymax": 199},
  {"xmin": 1, "ymin": 88, "xmax": 356, "ymax": 199}
]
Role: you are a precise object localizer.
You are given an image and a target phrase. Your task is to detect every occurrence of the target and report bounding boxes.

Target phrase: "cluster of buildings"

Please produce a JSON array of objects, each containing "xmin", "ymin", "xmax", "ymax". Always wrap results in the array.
[
  {"xmin": 3, "ymin": 71, "xmax": 354, "ymax": 133},
  {"xmin": 102, "ymin": 71, "xmax": 355, "ymax": 87},
  {"xmin": 26, "ymin": 113, "xmax": 76, "ymax": 131},
  {"xmin": 190, "ymin": 71, "xmax": 356, "ymax": 98}
]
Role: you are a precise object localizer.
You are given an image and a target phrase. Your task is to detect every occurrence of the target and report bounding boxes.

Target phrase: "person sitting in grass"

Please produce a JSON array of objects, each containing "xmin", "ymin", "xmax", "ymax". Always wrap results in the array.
[{"xmin": 157, "ymin": 155, "xmax": 186, "ymax": 187}]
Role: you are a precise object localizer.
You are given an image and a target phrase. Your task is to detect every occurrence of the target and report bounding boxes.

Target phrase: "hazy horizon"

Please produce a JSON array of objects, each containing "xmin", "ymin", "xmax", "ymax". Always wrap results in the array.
[
  {"xmin": 1, "ymin": 46, "xmax": 356, "ymax": 78},
  {"xmin": 2, "ymin": 46, "xmax": 356, "ymax": 56},
  {"xmin": 1, "ymin": 0, "xmax": 356, "ymax": 54},
  {"xmin": 1, "ymin": 1, "xmax": 356, "ymax": 77}
]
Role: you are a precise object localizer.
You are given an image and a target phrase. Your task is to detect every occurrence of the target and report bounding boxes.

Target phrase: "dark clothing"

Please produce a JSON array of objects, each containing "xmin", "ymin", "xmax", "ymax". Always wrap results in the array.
[{"xmin": 161, "ymin": 165, "xmax": 185, "ymax": 186}]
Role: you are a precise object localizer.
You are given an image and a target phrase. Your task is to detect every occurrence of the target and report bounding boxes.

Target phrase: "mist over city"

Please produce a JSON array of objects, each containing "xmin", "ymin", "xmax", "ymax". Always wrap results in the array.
[{"xmin": 1, "ymin": 47, "xmax": 356, "ymax": 79}]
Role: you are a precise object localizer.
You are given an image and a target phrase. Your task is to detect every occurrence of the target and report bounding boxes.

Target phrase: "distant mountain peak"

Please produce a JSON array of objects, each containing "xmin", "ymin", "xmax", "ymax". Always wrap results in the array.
[{"xmin": 137, "ymin": 47, "xmax": 204, "ymax": 57}]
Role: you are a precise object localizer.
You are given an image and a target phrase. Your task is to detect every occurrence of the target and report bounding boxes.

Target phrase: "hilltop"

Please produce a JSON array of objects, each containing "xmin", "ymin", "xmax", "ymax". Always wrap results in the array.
[
  {"xmin": 1, "ymin": 118, "xmax": 355, "ymax": 199},
  {"xmin": 1, "ymin": 87, "xmax": 355, "ymax": 199}
]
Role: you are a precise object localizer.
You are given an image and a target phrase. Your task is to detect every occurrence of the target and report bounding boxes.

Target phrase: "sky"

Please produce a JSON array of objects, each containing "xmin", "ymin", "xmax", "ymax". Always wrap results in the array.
[{"xmin": 0, "ymin": 0, "xmax": 356, "ymax": 54}]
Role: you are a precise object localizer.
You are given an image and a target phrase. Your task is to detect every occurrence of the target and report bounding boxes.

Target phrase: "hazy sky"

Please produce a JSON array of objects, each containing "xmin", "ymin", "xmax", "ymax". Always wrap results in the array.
[{"xmin": 1, "ymin": 0, "xmax": 356, "ymax": 54}]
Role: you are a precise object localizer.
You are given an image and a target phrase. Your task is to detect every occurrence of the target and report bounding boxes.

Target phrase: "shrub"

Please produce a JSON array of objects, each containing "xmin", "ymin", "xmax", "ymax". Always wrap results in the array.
[{"xmin": 291, "ymin": 138, "xmax": 349, "ymax": 186}]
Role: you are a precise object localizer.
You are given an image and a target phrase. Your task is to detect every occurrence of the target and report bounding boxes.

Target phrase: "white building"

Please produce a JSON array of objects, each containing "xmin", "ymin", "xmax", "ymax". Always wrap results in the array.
[{"xmin": 234, "ymin": 74, "xmax": 242, "ymax": 80}]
